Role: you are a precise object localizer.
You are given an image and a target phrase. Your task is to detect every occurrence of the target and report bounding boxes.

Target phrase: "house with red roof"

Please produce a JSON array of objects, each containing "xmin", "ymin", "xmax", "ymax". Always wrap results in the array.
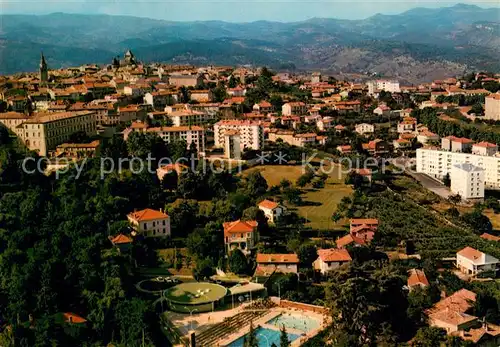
[
  {"xmin": 127, "ymin": 208, "xmax": 171, "ymax": 238},
  {"xmin": 480, "ymin": 233, "xmax": 500, "ymax": 242},
  {"xmin": 393, "ymin": 138, "xmax": 412, "ymax": 150},
  {"xmin": 362, "ymin": 139, "xmax": 390, "ymax": 156},
  {"xmin": 336, "ymin": 219, "xmax": 379, "ymax": 248},
  {"xmin": 63, "ymin": 312, "xmax": 87, "ymax": 324},
  {"xmin": 313, "ymin": 248, "xmax": 352, "ymax": 274},
  {"xmin": 426, "ymin": 289, "xmax": 478, "ymax": 334},
  {"xmin": 336, "ymin": 145, "xmax": 352, "ymax": 154},
  {"xmin": 253, "ymin": 101, "xmax": 274, "ymax": 114},
  {"xmin": 456, "ymin": 246, "xmax": 499, "ymax": 276},
  {"xmin": 351, "ymin": 218, "xmax": 378, "ymax": 240},
  {"xmin": 282, "ymin": 102, "xmax": 307, "ymax": 116},
  {"xmin": 407, "ymin": 269, "xmax": 429, "ymax": 291},
  {"xmin": 223, "ymin": 220, "xmax": 258, "ymax": 255},
  {"xmin": 109, "ymin": 234, "xmax": 133, "ymax": 252},
  {"xmin": 336, "ymin": 234, "xmax": 367, "ymax": 249},
  {"xmin": 373, "ymin": 104, "xmax": 391, "ymax": 116},
  {"xmin": 354, "ymin": 168, "xmax": 372, "ymax": 184},
  {"xmin": 258, "ymin": 199, "xmax": 286, "ymax": 223},
  {"xmin": 255, "ymin": 253, "xmax": 299, "ymax": 275}
]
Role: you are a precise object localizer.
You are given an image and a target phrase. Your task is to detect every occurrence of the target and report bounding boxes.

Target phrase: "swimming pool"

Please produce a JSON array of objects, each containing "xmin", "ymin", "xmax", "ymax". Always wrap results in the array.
[
  {"xmin": 226, "ymin": 327, "xmax": 300, "ymax": 347},
  {"xmin": 266, "ymin": 314, "xmax": 320, "ymax": 333}
]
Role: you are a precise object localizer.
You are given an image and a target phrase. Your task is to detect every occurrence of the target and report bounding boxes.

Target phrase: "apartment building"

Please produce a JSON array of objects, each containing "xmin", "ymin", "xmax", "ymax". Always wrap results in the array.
[
  {"xmin": 167, "ymin": 109, "xmax": 217, "ymax": 127},
  {"xmin": 0, "ymin": 112, "xmax": 29, "ymax": 137},
  {"xmin": 124, "ymin": 122, "xmax": 206, "ymax": 154},
  {"xmin": 214, "ymin": 120, "xmax": 264, "ymax": 151},
  {"xmin": 127, "ymin": 208, "xmax": 171, "ymax": 238},
  {"xmin": 355, "ymin": 123, "xmax": 375, "ymax": 135},
  {"xmin": 20, "ymin": 111, "xmax": 97, "ymax": 156},
  {"xmin": 55, "ymin": 140, "xmax": 100, "ymax": 159},
  {"xmin": 144, "ymin": 91, "xmax": 178, "ymax": 110},
  {"xmin": 68, "ymin": 102, "xmax": 117, "ymax": 126},
  {"xmin": 485, "ymin": 94, "xmax": 500, "ymax": 120},
  {"xmin": 190, "ymin": 90, "xmax": 212, "ymax": 103},
  {"xmin": 282, "ymin": 102, "xmax": 307, "ymax": 115},
  {"xmin": 223, "ymin": 130, "xmax": 241, "ymax": 159},
  {"xmin": 451, "ymin": 163, "xmax": 485, "ymax": 200},
  {"xmin": 367, "ymin": 79, "xmax": 400, "ymax": 95},
  {"xmin": 168, "ymin": 74, "xmax": 203, "ymax": 87},
  {"xmin": 117, "ymin": 105, "xmax": 147, "ymax": 123},
  {"xmin": 268, "ymin": 130, "xmax": 326, "ymax": 148},
  {"xmin": 416, "ymin": 147, "xmax": 500, "ymax": 189}
]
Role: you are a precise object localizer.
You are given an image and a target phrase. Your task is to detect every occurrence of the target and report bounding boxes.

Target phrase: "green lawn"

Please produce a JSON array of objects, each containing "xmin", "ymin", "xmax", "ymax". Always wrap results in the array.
[
  {"xmin": 242, "ymin": 163, "xmax": 352, "ymax": 230},
  {"xmin": 296, "ymin": 163, "xmax": 352, "ymax": 229},
  {"xmin": 241, "ymin": 165, "xmax": 304, "ymax": 186}
]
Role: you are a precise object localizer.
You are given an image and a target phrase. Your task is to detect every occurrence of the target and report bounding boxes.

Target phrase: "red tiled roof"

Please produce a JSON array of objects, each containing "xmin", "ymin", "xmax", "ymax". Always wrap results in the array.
[
  {"xmin": 457, "ymin": 246, "xmax": 483, "ymax": 262},
  {"xmin": 286, "ymin": 102, "xmax": 305, "ymax": 107},
  {"xmin": 128, "ymin": 208, "xmax": 168, "ymax": 222},
  {"xmin": 407, "ymin": 269, "xmax": 429, "ymax": 287},
  {"xmin": 317, "ymin": 248, "xmax": 352, "ymax": 262},
  {"xmin": 474, "ymin": 141, "xmax": 497, "ymax": 148},
  {"xmin": 336, "ymin": 234, "xmax": 366, "ymax": 248},
  {"xmin": 480, "ymin": 233, "xmax": 500, "ymax": 242},
  {"xmin": 111, "ymin": 234, "xmax": 133, "ymax": 244},
  {"xmin": 427, "ymin": 289, "xmax": 476, "ymax": 316},
  {"xmin": 258, "ymin": 199, "xmax": 279, "ymax": 210},
  {"xmin": 350, "ymin": 218, "xmax": 378, "ymax": 226},
  {"xmin": 223, "ymin": 220, "xmax": 258, "ymax": 235},
  {"xmin": 355, "ymin": 169, "xmax": 372, "ymax": 176},
  {"xmin": 256, "ymin": 253, "xmax": 299, "ymax": 264},
  {"xmin": 444, "ymin": 136, "xmax": 474, "ymax": 144},
  {"xmin": 430, "ymin": 310, "xmax": 477, "ymax": 326},
  {"xmin": 63, "ymin": 312, "xmax": 87, "ymax": 324}
]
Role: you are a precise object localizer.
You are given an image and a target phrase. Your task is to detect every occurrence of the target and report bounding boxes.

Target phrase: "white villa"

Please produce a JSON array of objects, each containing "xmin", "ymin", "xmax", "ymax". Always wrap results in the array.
[{"xmin": 456, "ymin": 247, "xmax": 499, "ymax": 276}]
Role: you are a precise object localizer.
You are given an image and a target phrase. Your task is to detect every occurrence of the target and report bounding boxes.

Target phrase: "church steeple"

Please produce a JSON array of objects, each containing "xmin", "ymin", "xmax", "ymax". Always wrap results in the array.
[{"xmin": 40, "ymin": 52, "xmax": 48, "ymax": 83}]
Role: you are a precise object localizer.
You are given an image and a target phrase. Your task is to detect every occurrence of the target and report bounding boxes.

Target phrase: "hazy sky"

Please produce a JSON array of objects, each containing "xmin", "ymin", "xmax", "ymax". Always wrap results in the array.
[{"xmin": 1, "ymin": 0, "xmax": 498, "ymax": 22}]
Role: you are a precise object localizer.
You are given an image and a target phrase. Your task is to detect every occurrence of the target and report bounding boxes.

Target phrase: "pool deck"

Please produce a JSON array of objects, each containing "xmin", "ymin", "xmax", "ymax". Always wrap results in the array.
[
  {"xmin": 218, "ymin": 308, "xmax": 326, "ymax": 347},
  {"xmin": 164, "ymin": 299, "xmax": 328, "ymax": 346}
]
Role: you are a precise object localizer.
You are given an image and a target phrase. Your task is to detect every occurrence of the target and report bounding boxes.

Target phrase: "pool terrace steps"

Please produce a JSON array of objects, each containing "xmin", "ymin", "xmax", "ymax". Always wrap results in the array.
[{"xmin": 196, "ymin": 310, "xmax": 269, "ymax": 346}]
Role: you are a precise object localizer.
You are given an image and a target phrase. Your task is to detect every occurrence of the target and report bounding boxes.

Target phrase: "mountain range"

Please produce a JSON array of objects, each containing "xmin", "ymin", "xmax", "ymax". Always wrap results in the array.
[{"xmin": 0, "ymin": 4, "xmax": 499, "ymax": 83}]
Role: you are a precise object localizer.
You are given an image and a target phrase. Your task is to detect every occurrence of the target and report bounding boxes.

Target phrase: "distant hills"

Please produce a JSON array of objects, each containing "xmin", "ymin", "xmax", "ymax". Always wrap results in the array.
[{"xmin": 1, "ymin": 4, "xmax": 499, "ymax": 82}]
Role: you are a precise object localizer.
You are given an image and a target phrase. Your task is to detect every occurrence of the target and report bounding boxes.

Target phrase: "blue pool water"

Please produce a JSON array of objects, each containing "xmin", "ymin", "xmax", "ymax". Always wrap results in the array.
[
  {"xmin": 267, "ymin": 314, "xmax": 320, "ymax": 333},
  {"xmin": 226, "ymin": 327, "xmax": 300, "ymax": 347}
]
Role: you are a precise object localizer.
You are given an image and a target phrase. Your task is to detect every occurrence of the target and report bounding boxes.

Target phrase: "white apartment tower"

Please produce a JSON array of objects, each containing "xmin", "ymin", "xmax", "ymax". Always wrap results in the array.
[
  {"xmin": 416, "ymin": 147, "xmax": 500, "ymax": 189},
  {"xmin": 367, "ymin": 79, "xmax": 400, "ymax": 95},
  {"xmin": 214, "ymin": 120, "xmax": 264, "ymax": 151},
  {"xmin": 451, "ymin": 163, "xmax": 485, "ymax": 200},
  {"xmin": 485, "ymin": 94, "xmax": 500, "ymax": 121}
]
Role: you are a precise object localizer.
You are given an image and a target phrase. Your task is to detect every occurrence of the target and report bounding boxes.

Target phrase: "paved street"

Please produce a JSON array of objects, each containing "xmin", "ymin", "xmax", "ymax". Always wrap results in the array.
[{"xmin": 409, "ymin": 172, "xmax": 453, "ymax": 199}]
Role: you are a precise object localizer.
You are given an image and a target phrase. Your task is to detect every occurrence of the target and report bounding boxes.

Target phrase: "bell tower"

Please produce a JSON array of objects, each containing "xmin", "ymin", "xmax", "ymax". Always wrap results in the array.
[{"xmin": 40, "ymin": 52, "xmax": 48, "ymax": 83}]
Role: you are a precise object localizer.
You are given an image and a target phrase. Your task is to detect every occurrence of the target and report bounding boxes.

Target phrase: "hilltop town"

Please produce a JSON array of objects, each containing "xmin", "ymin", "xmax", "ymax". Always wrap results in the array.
[{"xmin": 1, "ymin": 51, "xmax": 500, "ymax": 346}]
